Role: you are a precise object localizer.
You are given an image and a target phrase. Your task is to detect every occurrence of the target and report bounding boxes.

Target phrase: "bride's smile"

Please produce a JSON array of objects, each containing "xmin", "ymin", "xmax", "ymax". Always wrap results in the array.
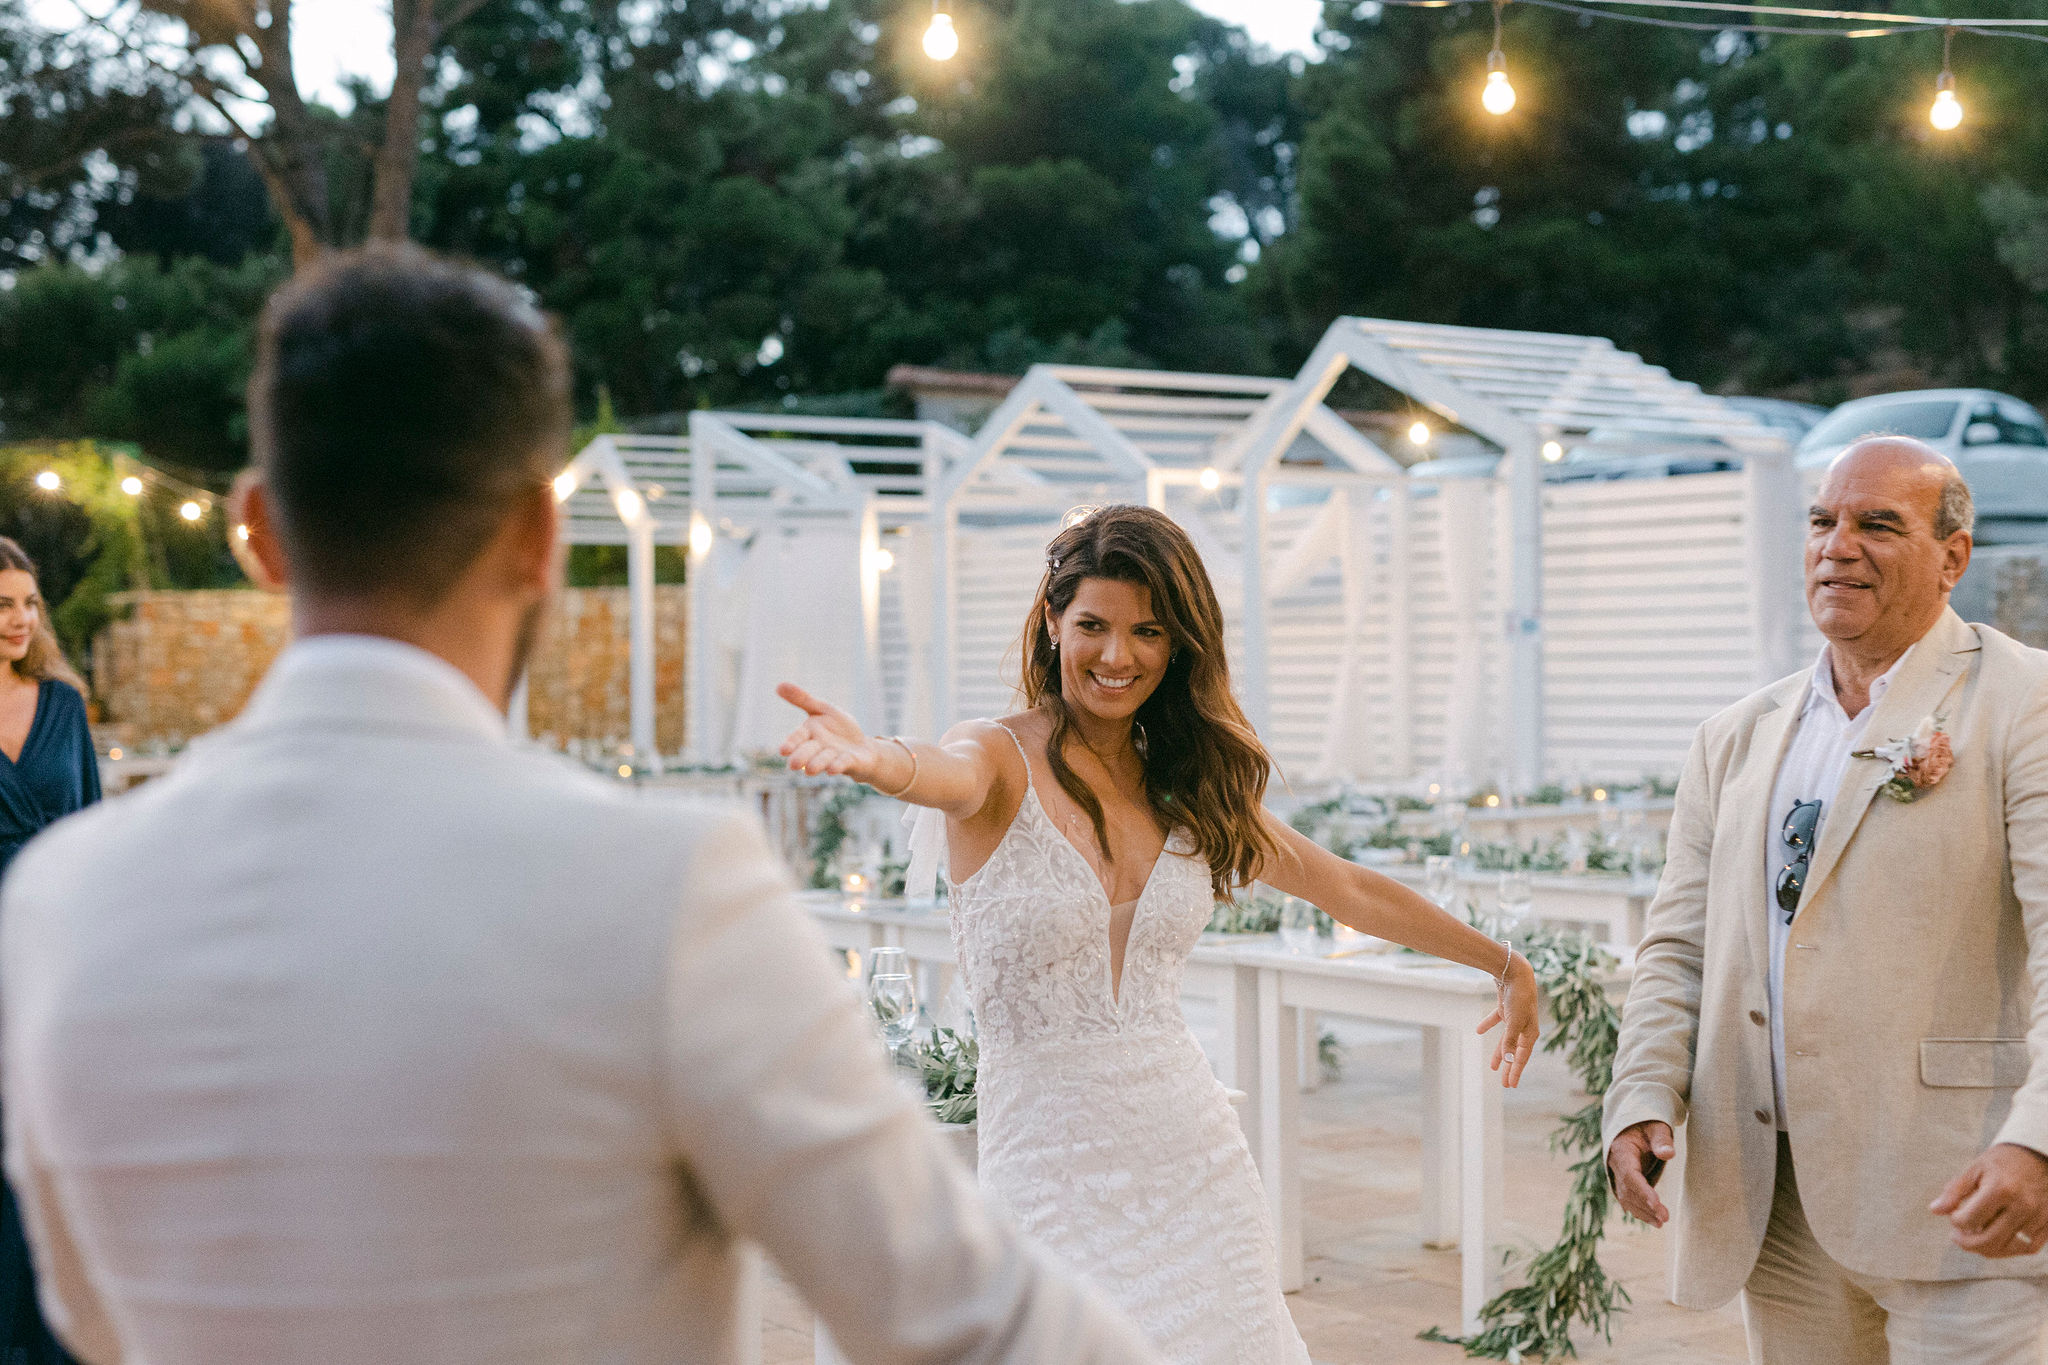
[{"xmin": 1051, "ymin": 577, "xmax": 1172, "ymax": 728}]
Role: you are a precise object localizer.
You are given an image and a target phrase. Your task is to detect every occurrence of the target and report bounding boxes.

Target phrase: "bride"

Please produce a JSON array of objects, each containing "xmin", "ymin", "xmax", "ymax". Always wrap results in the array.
[{"xmin": 779, "ymin": 504, "xmax": 1540, "ymax": 1363}]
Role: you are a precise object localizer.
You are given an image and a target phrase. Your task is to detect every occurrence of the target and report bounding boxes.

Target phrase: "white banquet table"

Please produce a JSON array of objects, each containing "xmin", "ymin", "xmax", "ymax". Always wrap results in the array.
[
  {"xmin": 794, "ymin": 893, "xmax": 1624, "ymax": 1334},
  {"xmin": 1378, "ymin": 864, "xmax": 1655, "ymax": 946}
]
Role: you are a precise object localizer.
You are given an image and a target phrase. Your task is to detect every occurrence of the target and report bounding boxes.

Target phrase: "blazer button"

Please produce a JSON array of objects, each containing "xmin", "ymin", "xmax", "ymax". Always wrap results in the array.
[
  {"xmin": 1754, "ymin": 1109, "xmax": 1772, "ymax": 1125},
  {"xmin": 1749, "ymin": 1009, "xmax": 1767, "ymax": 1026}
]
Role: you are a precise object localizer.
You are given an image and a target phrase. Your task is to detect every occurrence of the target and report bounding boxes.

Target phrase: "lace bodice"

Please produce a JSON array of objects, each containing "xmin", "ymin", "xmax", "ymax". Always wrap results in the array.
[
  {"xmin": 940, "ymin": 724, "xmax": 1310, "ymax": 1365},
  {"xmin": 949, "ymin": 780, "xmax": 1208, "ymax": 1062}
]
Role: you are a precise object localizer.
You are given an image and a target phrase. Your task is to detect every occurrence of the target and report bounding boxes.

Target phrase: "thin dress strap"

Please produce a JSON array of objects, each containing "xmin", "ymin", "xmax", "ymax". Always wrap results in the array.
[{"xmin": 902, "ymin": 720, "xmax": 1034, "ymax": 902}]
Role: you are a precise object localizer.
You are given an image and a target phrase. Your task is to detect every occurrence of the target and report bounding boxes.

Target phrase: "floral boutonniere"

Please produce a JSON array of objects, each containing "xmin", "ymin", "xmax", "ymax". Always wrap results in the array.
[{"xmin": 1853, "ymin": 715, "xmax": 1954, "ymax": 802}]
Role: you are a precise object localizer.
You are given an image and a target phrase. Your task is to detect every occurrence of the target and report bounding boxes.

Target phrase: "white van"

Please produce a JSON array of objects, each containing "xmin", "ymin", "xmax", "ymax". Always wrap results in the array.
[{"xmin": 1796, "ymin": 389, "xmax": 2048, "ymax": 543}]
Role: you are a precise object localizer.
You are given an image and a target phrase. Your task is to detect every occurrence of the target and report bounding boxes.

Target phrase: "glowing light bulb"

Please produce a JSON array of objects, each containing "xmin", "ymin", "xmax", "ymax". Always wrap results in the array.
[
  {"xmin": 179, "ymin": 501, "xmax": 203, "ymax": 522},
  {"xmin": 120, "ymin": 475, "xmax": 144, "ymax": 496},
  {"xmin": 689, "ymin": 517, "xmax": 714, "ymax": 557},
  {"xmin": 612, "ymin": 487, "xmax": 643, "ymax": 521},
  {"xmin": 1408, "ymin": 421, "xmax": 1431, "ymax": 447},
  {"xmin": 923, "ymin": 10, "xmax": 958, "ymax": 61},
  {"xmin": 235, "ymin": 524, "xmax": 250, "ymax": 542},
  {"xmin": 617, "ymin": 764, "xmax": 632, "ymax": 778},
  {"xmin": 1930, "ymin": 80, "xmax": 1962, "ymax": 131},
  {"xmin": 34, "ymin": 470, "xmax": 59, "ymax": 491},
  {"xmin": 1482, "ymin": 63, "xmax": 1516, "ymax": 117},
  {"xmin": 1541, "ymin": 440, "xmax": 1564, "ymax": 462},
  {"xmin": 1198, "ymin": 466, "xmax": 1222, "ymax": 492},
  {"xmin": 108, "ymin": 747, "xmax": 123, "ymax": 760},
  {"xmin": 552, "ymin": 471, "xmax": 579, "ymax": 501},
  {"xmin": 1485, "ymin": 793, "xmax": 1502, "ymax": 808},
  {"xmin": 874, "ymin": 547, "xmax": 896, "ymax": 573}
]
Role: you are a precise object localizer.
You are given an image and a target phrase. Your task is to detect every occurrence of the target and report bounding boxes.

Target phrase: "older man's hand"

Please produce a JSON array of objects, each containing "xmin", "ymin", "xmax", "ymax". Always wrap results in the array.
[
  {"xmin": 1931, "ymin": 1143, "xmax": 2048, "ymax": 1258},
  {"xmin": 1607, "ymin": 1121, "xmax": 1675, "ymax": 1228}
]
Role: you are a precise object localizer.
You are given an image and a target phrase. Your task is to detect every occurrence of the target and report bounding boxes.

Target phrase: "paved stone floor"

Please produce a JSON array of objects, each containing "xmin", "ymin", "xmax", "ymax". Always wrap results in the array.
[{"xmin": 759, "ymin": 1020, "xmax": 1752, "ymax": 1364}]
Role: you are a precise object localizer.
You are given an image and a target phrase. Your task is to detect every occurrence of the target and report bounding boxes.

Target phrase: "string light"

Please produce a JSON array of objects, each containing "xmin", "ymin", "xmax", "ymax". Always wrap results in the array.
[
  {"xmin": 923, "ymin": 2, "xmax": 959, "ymax": 60},
  {"xmin": 179, "ymin": 501, "xmax": 203, "ymax": 522},
  {"xmin": 1199, "ymin": 466, "xmax": 1223, "ymax": 491},
  {"xmin": 1542, "ymin": 440, "xmax": 1565, "ymax": 461},
  {"xmin": 1931, "ymin": 27, "xmax": 1963, "ymax": 129},
  {"xmin": 1408, "ymin": 420, "xmax": 1432, "ymax": 446},
  {"xmin": 552, "ymin": 470, "xmax": 579, "ymax": 501},
  {"xmin": 34, "ymin": 470, "xmax": 59, "ymax": 491},
  {"xmin": 120, "ymin": 476, "xmax": 143, "ymax": 496},
  {"xmin": 874, "ymin": 547, "xmax": 896, "ymax": 573},
  {"xmin": 688, "ymin": 516, "xmax": 715, "ymax": 557},
  {"xmin": 235, "ymin": 524, "xmax": 251, "ymax": 542},
  {"xmin": 1482, "ymin": 0, "xmax": 1517, "ymax": 115}
]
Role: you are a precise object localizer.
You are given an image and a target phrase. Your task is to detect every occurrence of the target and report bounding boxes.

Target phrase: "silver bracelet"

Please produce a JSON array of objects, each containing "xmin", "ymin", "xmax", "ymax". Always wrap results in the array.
[
  {"xmin": 1496, "ymin": 938, "xmax": 1515, "ymax": 1006},
  {"xmin": 875, "ymin": 736, "xmax": 919, "ymax": 799}
]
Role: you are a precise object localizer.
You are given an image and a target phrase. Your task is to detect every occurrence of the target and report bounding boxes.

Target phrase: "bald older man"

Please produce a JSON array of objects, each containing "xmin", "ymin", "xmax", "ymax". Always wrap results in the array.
[{"xmin": 1603, "ymin": 438, "xmax": 2048, "ymax": 1363}]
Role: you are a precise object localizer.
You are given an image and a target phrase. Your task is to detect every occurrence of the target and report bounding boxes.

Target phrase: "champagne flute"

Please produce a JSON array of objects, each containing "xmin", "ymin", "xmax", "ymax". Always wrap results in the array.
[{"xmin": 1498, "ymin": 868, "xmax": 1535, "ymax": 928}]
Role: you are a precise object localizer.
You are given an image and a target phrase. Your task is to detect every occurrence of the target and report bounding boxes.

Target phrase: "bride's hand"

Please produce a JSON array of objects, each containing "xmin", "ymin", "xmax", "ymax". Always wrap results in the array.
[
  {"xmin": 1476, "ymin": 953, "xmax": 1541, "ymax": 1088},
  {"xmin": 777, "ymin": 683, "xmax": 889, "ymax": 781}
]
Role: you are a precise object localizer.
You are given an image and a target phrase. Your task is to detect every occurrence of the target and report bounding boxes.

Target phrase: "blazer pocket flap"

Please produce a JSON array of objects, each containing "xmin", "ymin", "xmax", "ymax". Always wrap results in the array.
[{"xmin": 1921, "ymin": 1038, "xmax": 2031, "ymax": 1088}]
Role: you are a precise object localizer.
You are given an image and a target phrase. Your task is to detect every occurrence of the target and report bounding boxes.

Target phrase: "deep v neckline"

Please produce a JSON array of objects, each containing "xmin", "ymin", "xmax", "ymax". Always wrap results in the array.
[
  {"xmin": 1023, "ymin": 784, "xmax": 1168, "ymax": 1008},
  {"xmin": 0, "ymin": 679, "xmax": 46, "ymax": 766}
]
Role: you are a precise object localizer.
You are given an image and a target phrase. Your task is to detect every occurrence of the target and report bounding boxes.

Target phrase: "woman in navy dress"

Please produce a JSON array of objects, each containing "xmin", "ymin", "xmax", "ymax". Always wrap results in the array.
[{"xmin": 0, "ymin": 536, "xmax": 99, "ymax": 1365}]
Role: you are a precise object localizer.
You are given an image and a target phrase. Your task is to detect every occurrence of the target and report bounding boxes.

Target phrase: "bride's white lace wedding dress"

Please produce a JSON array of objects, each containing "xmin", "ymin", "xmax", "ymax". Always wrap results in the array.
[{"xmin": 944, "ymin": 724, "xmax": 1311, "ymax": 1364}]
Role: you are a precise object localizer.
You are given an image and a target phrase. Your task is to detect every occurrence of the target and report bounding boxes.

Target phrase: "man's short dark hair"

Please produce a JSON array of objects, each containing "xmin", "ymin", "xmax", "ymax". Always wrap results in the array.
[{"xmin": 248, "ymin": 244, "xmax": 572, "ymax": 604}]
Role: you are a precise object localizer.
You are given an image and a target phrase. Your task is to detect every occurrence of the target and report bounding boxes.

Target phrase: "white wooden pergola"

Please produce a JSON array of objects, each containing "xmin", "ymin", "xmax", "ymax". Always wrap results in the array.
[
  {"xmin": 1228, "ymin": 318, "xmax": 1803, "ymax": 789},
  {"xmin": 927, "ymin": 364, "xmax": 1406, "ymax": 777},
  {"xmin": 557, "ymin": 416, "xmax": 969, "ymax": 761}
]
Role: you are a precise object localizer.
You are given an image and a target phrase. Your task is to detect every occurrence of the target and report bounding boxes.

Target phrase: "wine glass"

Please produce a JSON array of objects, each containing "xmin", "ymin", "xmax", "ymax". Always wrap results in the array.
[
  {"xmin": 866, "ymin": 948, "xmax": 918, "ymax": 1063},
  {"xmin": 1278, "ymin": 896, "xmax": 1320, "ymax": 953},
  {"xmin": 1498, "ymin": 869, "xmax": 1535, "ymax": 928},
  {"xmin": 1425, "ymin": 854, "xmax": 1459, "ymax": 910}
]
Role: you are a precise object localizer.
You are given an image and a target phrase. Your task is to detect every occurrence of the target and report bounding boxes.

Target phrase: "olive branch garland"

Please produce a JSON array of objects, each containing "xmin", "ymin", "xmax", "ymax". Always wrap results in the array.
[{"xmin": 1422, "ymin": 917, "xmax": 1628, "ymax": 1361}]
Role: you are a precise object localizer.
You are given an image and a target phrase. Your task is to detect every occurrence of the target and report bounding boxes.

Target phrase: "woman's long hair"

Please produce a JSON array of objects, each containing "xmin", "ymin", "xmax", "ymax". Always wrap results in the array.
[
  {"xmin": 1019, "ymin": 505, "xmax": 1278, "ymax": 899},
  {"xmin": 0, "ymin": 538, "xmax": 84, "ymax": 691}
]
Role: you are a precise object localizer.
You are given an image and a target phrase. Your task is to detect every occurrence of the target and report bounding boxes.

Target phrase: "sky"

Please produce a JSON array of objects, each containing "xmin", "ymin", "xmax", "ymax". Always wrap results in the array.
[{"xmin": 286, "ymin": 0, "xmax": 1323, "ymax": 111}]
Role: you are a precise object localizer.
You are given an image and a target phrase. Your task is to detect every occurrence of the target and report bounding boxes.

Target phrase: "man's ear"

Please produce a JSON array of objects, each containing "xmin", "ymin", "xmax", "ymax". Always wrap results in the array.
[
  {"xmin": 1940, "ymin": 531, "xmax": 1973, "ymax": 594},
  {"xmin": 501, "ymin": 483, "xmax": 561, "ymax": 597},
  {"xmin": 230, "ymin": 470, "xmax": 289, "ymax": 592}
]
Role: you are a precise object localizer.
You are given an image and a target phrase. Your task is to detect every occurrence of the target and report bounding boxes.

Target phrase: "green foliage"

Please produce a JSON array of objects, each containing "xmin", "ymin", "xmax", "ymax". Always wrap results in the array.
[
  {"xmin": 911, "ymin": 1026, "xmax": 979, "ymax": 1126},
  {"xmin": 1423, "ymin": 921, "xmax": 1627, "ymax": 1361},
  {"xmin": 1206, "ymin": 893, "xmax": 1282, "ymax": 935},
  {"xmin": 808, "ymin": 781, "xmax": 877, "ymax": 889},
  {"xmin": 0, "ymin": 440, "xmax": 239, "ymax": 669},
  {"xmin": 0, "ymin": 254, "xmax": 284, "ymax": 474}
]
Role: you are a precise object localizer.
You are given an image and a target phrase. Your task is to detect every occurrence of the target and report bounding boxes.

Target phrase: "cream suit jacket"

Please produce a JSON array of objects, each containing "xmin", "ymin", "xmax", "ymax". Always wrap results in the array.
[
  {"xmin": 0, "ymin": 637, "xmax": 1163, "ymax": 1365},
  {"xmin": 1603, "ymin": 608, "xmax": 2048, "ymax": 1309}
]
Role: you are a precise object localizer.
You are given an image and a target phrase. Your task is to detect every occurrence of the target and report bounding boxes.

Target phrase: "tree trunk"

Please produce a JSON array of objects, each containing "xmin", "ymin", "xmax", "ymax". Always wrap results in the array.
[{"xmin": 367, "ymin": 0, "xmax": 439, "ymax": 244}]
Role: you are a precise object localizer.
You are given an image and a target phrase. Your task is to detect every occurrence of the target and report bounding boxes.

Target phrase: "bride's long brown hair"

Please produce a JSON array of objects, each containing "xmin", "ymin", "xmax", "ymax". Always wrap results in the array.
[{"xmin": 1020, "ymin": 505, "xmax": 1279, "ymax": 899}]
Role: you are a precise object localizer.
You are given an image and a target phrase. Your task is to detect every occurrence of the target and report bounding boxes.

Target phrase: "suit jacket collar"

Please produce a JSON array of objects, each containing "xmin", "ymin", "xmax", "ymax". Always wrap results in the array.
[
  {"xmin": 1795, "ymin": 607, "xmax": 1978, "ymax": 915},
  {"xmin": 233, "ymin": 635, "xmax": 509, "ymax": 745}
]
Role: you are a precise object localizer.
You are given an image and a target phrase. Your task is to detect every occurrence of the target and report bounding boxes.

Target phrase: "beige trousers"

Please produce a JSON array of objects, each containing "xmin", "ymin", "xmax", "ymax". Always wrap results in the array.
[{"xmin": 1742, "ymin": 1134, "xmax": 2048, "ymax": 1365}]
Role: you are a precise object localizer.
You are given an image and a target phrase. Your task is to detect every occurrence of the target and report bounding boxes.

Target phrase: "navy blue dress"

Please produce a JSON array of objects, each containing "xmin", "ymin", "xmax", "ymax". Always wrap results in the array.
[{"xmin": 0, "ymin": 679, "xmax": 98, "ymax": 1365}]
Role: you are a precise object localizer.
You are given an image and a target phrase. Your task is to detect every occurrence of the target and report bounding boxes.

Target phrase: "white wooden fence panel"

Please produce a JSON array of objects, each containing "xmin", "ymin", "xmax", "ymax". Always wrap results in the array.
[{"xmin": 1539, "ymin": 473, "xmax": 1759, "ymax": 779}]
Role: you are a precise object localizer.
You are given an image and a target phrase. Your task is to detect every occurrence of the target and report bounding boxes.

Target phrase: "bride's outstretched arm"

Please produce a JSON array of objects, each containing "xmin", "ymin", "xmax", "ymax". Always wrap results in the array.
[
  {"xmin": 775, "ymin": 683, "xmax": 1004, "ymax": 820},
  {"xmin": 1252, "ymin": 813, "xmax": 1542, "ymax": 1087}
]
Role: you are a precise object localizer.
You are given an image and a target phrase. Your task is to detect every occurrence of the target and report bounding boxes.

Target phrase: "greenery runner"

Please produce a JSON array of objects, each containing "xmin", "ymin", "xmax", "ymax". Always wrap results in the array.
[{"xmin": 1422, "ymin": 920, "xmax": 1626, "ymax": 1361}]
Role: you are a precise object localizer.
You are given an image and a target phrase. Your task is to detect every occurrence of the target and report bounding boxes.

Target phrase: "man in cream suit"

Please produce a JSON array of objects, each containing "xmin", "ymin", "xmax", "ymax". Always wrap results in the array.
[
  {"xmin": 1605, "ymin": 436, "xmax": 2048, "ymax": 1362},
  {"xmin": 0, "ymin": 247, "xmax": 1162, "ymax": 1365}
]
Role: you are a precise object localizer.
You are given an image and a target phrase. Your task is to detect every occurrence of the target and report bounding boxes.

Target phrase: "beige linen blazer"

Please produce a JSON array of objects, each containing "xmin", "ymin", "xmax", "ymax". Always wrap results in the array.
[
  {"xmin": 0, "ymin": 637, "xmax": 1162, "ymax": 1365},
  {"xmin": 1603, "ymin": 608, "xmax": 2048, "ymax": 1309}
]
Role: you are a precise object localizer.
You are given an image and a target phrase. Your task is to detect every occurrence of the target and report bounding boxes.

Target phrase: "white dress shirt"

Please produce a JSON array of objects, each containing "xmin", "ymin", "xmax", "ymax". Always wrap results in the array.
[
  {"xmin": 1764, "ymin": 640, "xmax": 1917, "ymax": 1127},
  {"xmin": 1, "ymin": 635, "xmax": 1160, "ymax": 1365}
]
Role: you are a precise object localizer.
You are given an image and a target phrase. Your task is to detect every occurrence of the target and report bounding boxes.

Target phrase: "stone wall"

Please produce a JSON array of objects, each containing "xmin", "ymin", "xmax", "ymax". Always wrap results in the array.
[{"xmin": 92, "ymin": 587, "xmax": 687, "ymax": 750}]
